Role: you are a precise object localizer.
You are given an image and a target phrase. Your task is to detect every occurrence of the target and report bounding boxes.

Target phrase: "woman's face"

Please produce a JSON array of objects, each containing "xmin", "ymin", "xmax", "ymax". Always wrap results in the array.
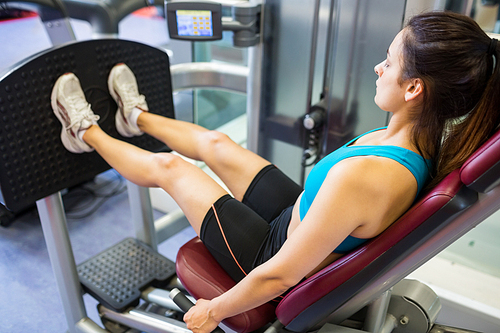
[{"xmin": 373, "ymin": 30, "xmax": 408, "ymax": 112}]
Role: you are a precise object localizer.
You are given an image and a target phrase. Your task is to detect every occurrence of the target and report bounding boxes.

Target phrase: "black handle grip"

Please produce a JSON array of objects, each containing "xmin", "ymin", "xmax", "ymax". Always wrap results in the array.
[
  {"xmin": 169, "ymin": 288, "xmax": 225, "ymax": 333},
  {"xmin": 170, "ymin": 288, "xmax": 196, "ymax": 312}
]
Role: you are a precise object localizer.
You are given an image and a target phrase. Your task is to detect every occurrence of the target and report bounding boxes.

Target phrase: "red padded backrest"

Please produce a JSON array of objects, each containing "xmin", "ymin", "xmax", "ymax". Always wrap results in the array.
[
  {"xmin": 460, "ymin": 129, "xmax": 500, "ymax": 193},
  {"xmin": 277, "ymin": 128, "xmax": 500, "ymax": 331},
  {"xmin": 275, "ymin": 170, "xmax": 471, "ymax": 328}
]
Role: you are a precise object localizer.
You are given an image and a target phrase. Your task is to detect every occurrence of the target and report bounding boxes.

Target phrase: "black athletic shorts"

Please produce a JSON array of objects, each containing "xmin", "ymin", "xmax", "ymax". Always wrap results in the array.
[{"xmin": 199, "ymin": 164, "xmax": 303, "ymax": 283}]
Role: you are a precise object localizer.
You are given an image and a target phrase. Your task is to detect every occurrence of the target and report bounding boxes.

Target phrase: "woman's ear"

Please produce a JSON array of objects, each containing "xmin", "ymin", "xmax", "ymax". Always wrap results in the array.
[{"xmin": 405, "ymin": 78, "xmax": 423, "ymax": 102}]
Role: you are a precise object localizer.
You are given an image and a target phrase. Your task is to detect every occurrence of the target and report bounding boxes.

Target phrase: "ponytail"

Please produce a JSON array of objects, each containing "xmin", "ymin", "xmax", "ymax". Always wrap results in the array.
[
  {"xmin": 431, "ymin": 38, "xmax": 500, "ymax": 188},
  {"xmin": 402, "ymin": 12, "xmax": 500, "ymax": 190}
]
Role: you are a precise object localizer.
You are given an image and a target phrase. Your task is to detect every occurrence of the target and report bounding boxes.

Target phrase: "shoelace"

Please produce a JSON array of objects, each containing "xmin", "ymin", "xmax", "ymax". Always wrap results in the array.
[
  {"xmin": 65, "ymin": 95, "xmax": 99, "ymax": 130},
  {"xmin": 121, "ymin": 84, "xmax": 147, "ymax": 111}
]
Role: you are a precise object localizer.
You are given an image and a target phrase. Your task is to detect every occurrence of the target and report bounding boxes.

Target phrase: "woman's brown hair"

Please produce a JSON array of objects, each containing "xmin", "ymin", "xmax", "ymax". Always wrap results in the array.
[{"xmin": 401, "ymin": 11, "xmax": 500, "ymax": 189}]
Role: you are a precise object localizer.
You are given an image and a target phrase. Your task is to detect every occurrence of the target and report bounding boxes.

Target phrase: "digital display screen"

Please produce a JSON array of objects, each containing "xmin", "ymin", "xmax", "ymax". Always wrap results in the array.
[{"xmin": 176, "ymin": 10, "xmax": 213, "ymax": 37}]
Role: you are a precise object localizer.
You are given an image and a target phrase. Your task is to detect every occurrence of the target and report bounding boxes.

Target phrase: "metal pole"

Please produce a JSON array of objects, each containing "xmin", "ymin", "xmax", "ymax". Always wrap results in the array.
[
  {"xmin": 246, "ymin": 0, "xmax": 264, "ymax": 153},
  {"xmin": 98, "ymin": 305, "xmax": 191, "ymax": 333},
  {"xmin": 126, "ymin": 181, "xmax": 157, "ymax": 250},
  {"xmin": 246, "ymin": 44, "xmax": 262, "ymax": 153},
  {"xmin": 305, "ymin": 0, "xmax": 323, "ymax": 112},
  {"xmin": 364, "ymin": 289, "xmax": 392, "ymax": 333},
  {"xmin": 36, "ymin": 193, "xmax": 88, "ymax": 333}
]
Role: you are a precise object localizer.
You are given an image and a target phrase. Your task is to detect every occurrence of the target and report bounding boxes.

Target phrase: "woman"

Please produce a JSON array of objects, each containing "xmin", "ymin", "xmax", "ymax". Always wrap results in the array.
[{"xmin": 51, "ymin": 11, "xmax": 498, "ymax": 333}]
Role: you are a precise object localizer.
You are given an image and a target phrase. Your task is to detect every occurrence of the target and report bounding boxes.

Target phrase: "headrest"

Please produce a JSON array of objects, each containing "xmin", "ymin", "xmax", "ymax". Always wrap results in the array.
[
  {"xmin": 0, "ymin": 39, "xmax": 175, "ymax": 212},
  {"xmin": 460, "ymin": 129, "xmax": 500, "ymax": 193}
]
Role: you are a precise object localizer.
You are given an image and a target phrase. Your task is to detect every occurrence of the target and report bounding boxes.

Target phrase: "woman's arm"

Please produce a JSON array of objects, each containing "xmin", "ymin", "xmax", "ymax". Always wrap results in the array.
[{"xmin": 183, "ymin": 157, "xmax": 417, "ymax": 333}]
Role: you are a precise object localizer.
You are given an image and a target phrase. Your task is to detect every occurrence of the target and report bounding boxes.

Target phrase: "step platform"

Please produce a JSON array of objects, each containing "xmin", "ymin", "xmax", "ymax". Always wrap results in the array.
[{"xmin": 77, "ymin": 238, "xmax": 176, "ymax": 312}]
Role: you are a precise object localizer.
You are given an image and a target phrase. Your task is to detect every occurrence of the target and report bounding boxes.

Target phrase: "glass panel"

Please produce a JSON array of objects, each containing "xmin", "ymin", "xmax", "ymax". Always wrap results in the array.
[
  {"xmin": 471, "ymin": 1, "xmax": 500, "ymax": 33},
  {"xmin": 406, "ymin": 0, "xmax": 499, "ymax": 33},
  {"xmin": 192, "ymin": 31, "xmax": 248, "ymax": 130},
  {"xmin": 194, "ymin": 89, "xmax": 246, "ymax": 130}
]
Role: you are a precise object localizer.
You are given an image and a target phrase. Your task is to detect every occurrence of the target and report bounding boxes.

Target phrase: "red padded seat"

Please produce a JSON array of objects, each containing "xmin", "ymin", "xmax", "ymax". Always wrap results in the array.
[{"xmin": 176, "ymin": 237, "xmax": 276, "ymax": 333}]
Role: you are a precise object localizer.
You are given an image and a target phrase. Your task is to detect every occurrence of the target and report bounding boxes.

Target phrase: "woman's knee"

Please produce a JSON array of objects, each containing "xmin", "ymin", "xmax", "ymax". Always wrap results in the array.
[
  {"xmin": 151, "ymin": 152, "xmax": 185, "ymax": 170},
  {"xmin": 147, "ymin": 153, "xmax": 187, "ymax": 183},
  {"xmin": 198, "ymin": 131, "xmax": 236, "ymax": 158}
]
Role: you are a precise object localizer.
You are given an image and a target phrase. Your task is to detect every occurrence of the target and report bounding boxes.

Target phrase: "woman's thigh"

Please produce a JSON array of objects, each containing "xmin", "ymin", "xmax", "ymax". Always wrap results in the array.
[
  {"xmin": 199, "ymin": 166, "xmax": 302, "ymax": 282},
  {"xmin": 241, "ymin": 165, "xmax": 303, "ymax": 222},
  {"xmin": 200, "ymin": 195, "xmax": 272, "ymax": 282}
]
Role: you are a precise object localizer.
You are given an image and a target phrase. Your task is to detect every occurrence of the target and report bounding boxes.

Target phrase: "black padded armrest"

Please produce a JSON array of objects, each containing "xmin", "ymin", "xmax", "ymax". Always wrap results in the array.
[{"xmin": 0, "ymin": 39, "xmax": 174, "ymax": 211}]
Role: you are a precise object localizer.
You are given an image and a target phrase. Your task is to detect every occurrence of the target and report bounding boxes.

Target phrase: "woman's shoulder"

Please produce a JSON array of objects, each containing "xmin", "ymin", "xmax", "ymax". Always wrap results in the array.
[
  {"xmin": 324, "ymin": 156, "xmax": 418, "ymax": 237},
  {"xmin": 327, "ymin": 155, "xmax": 418, "ymax": 196}
]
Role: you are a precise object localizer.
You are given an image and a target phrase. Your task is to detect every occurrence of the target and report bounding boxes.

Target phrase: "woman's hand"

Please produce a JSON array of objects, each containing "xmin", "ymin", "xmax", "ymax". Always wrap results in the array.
[{"xmin": 183, "ymin": 299, "xmax": 221, "ymax": 333}]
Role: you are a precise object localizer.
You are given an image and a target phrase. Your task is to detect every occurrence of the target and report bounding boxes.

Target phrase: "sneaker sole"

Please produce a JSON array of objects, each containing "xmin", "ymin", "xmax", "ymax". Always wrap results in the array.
[
  {"xmin": 51, "ymin": 74, "xmax": 86, "ymax": 153},
  {"xmin": 108, "ymin": 63, "xmax": 136, "ymax": 137}
]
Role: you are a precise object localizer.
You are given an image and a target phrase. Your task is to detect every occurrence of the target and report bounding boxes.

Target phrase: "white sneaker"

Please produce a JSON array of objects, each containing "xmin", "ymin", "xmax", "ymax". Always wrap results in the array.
[
  {"xmin": 108, "ymin": 63, "xmax": 148, "ymax": 137},
  {"xmin": 51, "ymin": 73, "xmax": 100, "ymax": 153}
]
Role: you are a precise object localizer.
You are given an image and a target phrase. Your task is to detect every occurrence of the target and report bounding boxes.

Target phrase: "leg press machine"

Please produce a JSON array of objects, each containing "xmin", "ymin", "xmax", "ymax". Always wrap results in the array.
[{"xmin": 1, "ymin": 3, "xmax": 500, "ymax": 333}]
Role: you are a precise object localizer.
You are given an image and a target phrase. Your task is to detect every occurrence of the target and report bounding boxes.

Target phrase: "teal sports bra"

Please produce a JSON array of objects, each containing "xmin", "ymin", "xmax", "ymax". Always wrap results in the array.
[{"xmin": 299, "ymin": 127, "xmax": 432, "ymax": 254}]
